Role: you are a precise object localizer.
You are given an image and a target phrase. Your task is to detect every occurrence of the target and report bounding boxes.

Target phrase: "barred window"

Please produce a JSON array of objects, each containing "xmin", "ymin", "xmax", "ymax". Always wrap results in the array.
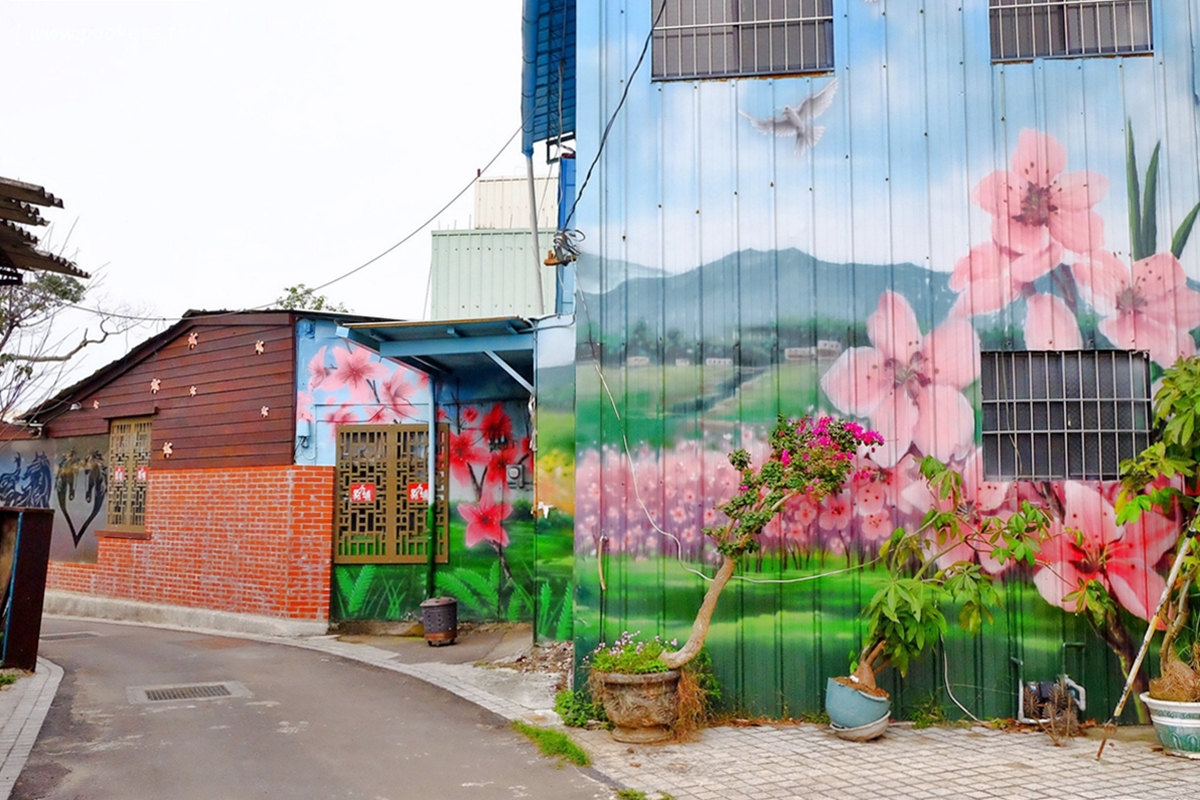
[
  {"xmin": 652, "ymin": 0, "xmax": 834, "ymax": 81},
  {"xmin": 980, "ymin": 351, "xmax": 1152, "ymax": 481},
  {"xmin": 106, "ymin": 417, "xmax": 152, "ymax": 532},
  {"xmin": 990, "ymin": 0, "xmax": 1152, "ymax": 61}
]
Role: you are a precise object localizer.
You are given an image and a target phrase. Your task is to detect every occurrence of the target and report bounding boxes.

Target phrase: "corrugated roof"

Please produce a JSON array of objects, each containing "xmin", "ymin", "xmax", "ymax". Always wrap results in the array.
[
  {"xmin": 0, "ymin": 176, "xmax": 89, "ymax": 282},
  {"xmin": 521, "ymin": 0, "xmax": 575, "ymax": 156}
]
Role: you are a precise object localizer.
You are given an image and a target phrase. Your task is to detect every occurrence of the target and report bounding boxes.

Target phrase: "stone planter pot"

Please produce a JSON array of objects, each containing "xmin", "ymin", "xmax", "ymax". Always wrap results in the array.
[
  {"xmin": 1141, "ymin": 693, "xmax": 1200, "ymax": 759},
  {"xmin": 825, "ymin": 677, "xmax": 890, "ymax": 740},
  {"xmin": 592, "ymin": 670, "xmax": 681, "ymax": 744}
]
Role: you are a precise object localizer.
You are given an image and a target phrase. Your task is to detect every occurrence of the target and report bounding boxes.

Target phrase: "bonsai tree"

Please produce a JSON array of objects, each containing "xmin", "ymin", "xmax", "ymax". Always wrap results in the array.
[
  {"xmin": 1117, "ymin": 356, "xmax": 1200, "ymax": 703},
  {"xmin": 850, "ymin": 457, "xmax": 1051, "ymax": 691},
  {"xmin": 660, "ymin": 415, "xmax": 883, "ymax": 669}
]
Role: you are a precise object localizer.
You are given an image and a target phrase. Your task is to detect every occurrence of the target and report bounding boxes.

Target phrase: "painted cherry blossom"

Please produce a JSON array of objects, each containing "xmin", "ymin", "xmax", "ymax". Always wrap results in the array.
[
  {"xmin": 949, "ymin": 240, "xmax": 1063, "ymax": 317},
  {"xmin": 296, "ymin": 391, "xmax": 314, "ymax": 423},
  {"xmin": 324, "ymin": 404, "xmax": 360, "ymax": 439},
  {"xmin": 460, "ymin": 496, "xmax": 513, "ymax": 548},
  {"xmin": 307, "ymin": 346, "xmax": 331, "ymax": 391},
  {"xmin": 449, "ymin": 429, "xmax": 487, "ymax": 487},
  {"xmin": 1033, "ymin": 481, "xmax": 1177, "ymax": 620},
  {"xmin": 973, "ymin": 129, "xmax": 1107, "ymax": 255},
  {"xmin": 324, "ymin": 346, "xmax": 389, "ymax": 402},
  {"xmin": 820, "ymin": 291, "xmax": 978, "ymax": 467},
  {"xmin": 479, "ymin": 403, "xmax": 514, "ymax": 449},
  {"xmin": 1072, "ymin": 251, "xmax": 1200, "ymax": 366},
  {"xmin": 1023, "ymin": 293, "xmax": 1082, "ymax": 350}
]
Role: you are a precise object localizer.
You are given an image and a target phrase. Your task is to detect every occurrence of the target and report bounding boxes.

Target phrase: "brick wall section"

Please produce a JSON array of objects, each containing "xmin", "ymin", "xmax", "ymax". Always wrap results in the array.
[{"xmin": 46, "ymin": 465, "xmax": 333, "ymax": 621}]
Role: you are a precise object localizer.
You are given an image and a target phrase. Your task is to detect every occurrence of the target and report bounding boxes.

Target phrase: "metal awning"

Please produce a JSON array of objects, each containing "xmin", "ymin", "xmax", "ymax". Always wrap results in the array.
[
  {"xmin": 337, "ymin": 316, "xmax": 535, "ymax": 393},
  {"xmin": 0, "ymin": 177, "xmax": 89, "ymax": 283},
  {"xmin": 521, "ymin": 0, "xmax": 575, "ymax": 157}
]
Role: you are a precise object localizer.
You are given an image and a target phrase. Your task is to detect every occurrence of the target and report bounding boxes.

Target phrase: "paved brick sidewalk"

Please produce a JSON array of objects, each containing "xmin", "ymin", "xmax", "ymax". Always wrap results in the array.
[{"xmin": 0, "ymin": 659, "xmax": 62, "ymax": 800}]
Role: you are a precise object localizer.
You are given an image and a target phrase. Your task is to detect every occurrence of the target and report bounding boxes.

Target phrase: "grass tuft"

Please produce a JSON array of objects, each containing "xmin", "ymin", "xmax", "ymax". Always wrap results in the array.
[{"xmin": 510, "ymin": 720, "xmax": 590, "ymax": 767}]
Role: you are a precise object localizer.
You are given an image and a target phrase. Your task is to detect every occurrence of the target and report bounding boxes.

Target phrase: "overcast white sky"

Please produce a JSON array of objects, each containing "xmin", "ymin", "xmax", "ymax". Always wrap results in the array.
[{"xmin": 2, "ymin": 0, "xmax": 537, "ymax": 389}]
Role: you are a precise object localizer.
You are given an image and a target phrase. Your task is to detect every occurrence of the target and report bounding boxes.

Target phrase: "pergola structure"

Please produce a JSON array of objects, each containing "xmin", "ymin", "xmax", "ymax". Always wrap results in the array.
[{"xmin": 0, "ymin": 177, "xmax": 89, "ymax": 286}]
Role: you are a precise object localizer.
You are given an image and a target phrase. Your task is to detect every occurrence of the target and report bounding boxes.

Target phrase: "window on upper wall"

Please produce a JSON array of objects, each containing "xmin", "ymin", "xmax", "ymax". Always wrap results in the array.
[
  {"xmin": 980, "ymin": 351, "xmax": 1152, "ymax": 481},
  {"xmin": 651, "ymin": 0, "xmax": 834, "ymax": 81},
  {"xmin": 106, "ymin": 417, "xmax": 153, "ymax": 532},
  {"xmin": 989, "ymin": 0, "xmax": 1153, "ymax": 61}
]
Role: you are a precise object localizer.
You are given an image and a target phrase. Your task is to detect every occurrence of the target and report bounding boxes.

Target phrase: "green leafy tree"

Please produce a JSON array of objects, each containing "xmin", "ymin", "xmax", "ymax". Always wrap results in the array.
[{"xmin": 274, "ymin": 283, "xmax": 350, "ymax": 313}]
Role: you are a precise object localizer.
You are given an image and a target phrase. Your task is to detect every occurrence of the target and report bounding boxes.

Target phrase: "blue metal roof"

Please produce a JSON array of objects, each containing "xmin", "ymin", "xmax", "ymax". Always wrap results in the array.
[{"xmin": 521, "ymin": 0, "xmax": 575, "ymax": 157}]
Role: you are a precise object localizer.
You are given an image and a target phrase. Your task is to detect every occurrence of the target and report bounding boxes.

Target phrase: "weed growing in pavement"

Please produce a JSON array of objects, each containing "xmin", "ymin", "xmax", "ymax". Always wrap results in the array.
[
  {"xmin": 510, "ymin": 721, "xmax": 590, "ymax": 767},
  {"xmin": 554, "ymin": 688, "xmax": 607, "ymax": 728},
  {"xmin": 909, "ymin": 694, "xmax": 950, "ymax": 729},
  {"xmin": 615, "ymin": 792, "xmax": 675, "ymax": 800},
  {"xmin": 0, "ymin": 674, "xmax": 17, "ymax": 688},
  {"xmin": 797, "ymin": 709, "xmax": 831, "ymax": 725}
]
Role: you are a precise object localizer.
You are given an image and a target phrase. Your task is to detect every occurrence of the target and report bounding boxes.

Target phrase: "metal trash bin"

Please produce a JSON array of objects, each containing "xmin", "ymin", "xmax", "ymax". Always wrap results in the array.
[{"xmin": 420, "ymin": 596, "xmax": 457, "ymax": 646}]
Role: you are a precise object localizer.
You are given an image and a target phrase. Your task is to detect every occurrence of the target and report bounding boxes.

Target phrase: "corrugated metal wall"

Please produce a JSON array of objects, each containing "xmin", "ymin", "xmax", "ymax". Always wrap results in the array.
[
  {"xmin": 572, "ymin": 0, "xmax": 1200, "ymax": 719},
  {"xmin": 430, "ymin": 229, "xmax": 557, "ymax": 319},
  {"xmin": 473, "ymin": 177, "xmax": 560, "ymax": 230}
]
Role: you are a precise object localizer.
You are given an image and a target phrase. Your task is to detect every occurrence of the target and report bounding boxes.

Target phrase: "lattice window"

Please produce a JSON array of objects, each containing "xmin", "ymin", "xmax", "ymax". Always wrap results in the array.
[
  {"xmin": 106, "ymin": 417, "xmax": 152, "ymax": 532},
  {"xmin": 334, "ymin": 425, "xmax": 449, "ymax": 565},
  {"xmin": 980, "ymin": 351, "xmax": 1152, "ymax": 481},
  {"xmin": 652, "ymin": 0, "xmax": 834, "ymax": 81},
  {"xmin": 989, "ymin": 0, "xmax": 1152, "ymax": 61}
]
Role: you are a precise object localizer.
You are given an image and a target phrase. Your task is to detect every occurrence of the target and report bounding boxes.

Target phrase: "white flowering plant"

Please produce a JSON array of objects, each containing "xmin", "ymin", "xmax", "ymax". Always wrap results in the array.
[{"xmin": 589, "ymin": 631, "xmax": 679, "ymax": 675}]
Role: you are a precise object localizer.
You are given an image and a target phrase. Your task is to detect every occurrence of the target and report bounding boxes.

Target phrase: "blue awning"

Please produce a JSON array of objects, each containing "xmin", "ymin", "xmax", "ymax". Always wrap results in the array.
[{"xmin": 521, "ymin": 0, "xmax": 575, "ymax": 157}]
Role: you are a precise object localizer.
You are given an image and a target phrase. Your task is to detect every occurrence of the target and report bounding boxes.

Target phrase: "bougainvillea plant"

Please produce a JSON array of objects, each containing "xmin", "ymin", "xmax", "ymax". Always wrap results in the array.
[{"xmin": 660, "ymin": 415, "xmax": 884, "ymax": 670}]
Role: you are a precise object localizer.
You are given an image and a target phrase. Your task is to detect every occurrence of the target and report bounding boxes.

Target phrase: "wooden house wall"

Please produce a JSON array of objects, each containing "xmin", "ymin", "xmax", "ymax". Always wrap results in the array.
[{"xmin": 44, "ymin": 314, "xmax": 297, "ymax": 470}]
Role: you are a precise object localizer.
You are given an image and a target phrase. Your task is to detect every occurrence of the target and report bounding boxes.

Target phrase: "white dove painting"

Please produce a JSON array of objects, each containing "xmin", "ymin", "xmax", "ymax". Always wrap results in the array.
[{"xmin": 739, "ymin": 77, "xmax": 839, "ymax": 157}]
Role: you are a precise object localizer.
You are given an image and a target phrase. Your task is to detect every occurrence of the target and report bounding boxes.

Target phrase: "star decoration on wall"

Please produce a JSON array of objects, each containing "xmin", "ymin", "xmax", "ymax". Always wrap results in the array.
[
  {"xmin": 162, "ymin": 442, "xmax": 174, "ymax": 458},
  {"xmin": 92, "ymin": 400, "xmax": 100, "ymax": 410},
  {"xmin": 261, "ymin": 406, "xmax": 270, "ymax": 417},
  {"xmin": 187, "ymin": 332, "xmax": 199, "ymax": 349},
  {"xmin": 150, "ymin": 378, "xmax": 161, "ymax": 394},
  {"xmin": 189, "ymin": 386, "xmax": 198, "ymax": 397},
  {"xmin": 255, "ymin": 340, "xmax": 265, "ymax": 355}
]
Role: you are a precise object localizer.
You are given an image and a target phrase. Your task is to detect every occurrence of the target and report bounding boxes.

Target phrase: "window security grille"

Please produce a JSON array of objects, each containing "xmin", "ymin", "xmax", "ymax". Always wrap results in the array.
[
  {"xmin": 652, "ymin": 0, "xmax": 834, "ymax": 81},
  {"xmin": 980, "ymin": 351, "xmax": 1151, "ymax": 481},
  {"xmin": 989, "ymin": 0, "xmax": 1152, "ymax": 61},
  {"xmin": 107, "ymin": 417, "xmax": 152, "ymax": 531}
]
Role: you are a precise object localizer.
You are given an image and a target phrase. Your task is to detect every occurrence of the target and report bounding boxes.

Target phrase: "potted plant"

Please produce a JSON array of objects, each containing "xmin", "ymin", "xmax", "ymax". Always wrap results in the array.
[
  {"xmin": 827, "ymin": 457, "xmax": 1051, "ymax": 740},
  {"xmin": 1116, "ymin": 356, "xmax": 1200, "ymax": 757},
  {"xmin": 589, "ymin": 414, "xmax": 883, "ymax": 742},
  {"xmin": 586, "ymin": 632, "xmax": 681, "ymax": 743}
]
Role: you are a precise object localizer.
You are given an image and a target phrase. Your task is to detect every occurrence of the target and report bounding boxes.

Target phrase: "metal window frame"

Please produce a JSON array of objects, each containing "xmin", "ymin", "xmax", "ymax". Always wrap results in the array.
[
  {"xmin": 980, "ymin": 350, "xmax": 1152, "ymax": 481},
  {"xmin": 106, "ymin": 417, "xmax": 153, "ymax": 533},
  {"xmin": 651, "ymin": 0, "xmax": 835, "ymax": 81},
  {"xmin": 989, "ymin": 0, "xmax": 1153, "ymax": 62}
]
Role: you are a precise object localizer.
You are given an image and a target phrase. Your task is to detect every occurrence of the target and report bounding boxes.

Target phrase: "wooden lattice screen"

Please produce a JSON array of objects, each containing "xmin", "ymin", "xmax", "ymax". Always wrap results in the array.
[
  {"xmin": 106, "ymin": 417, "xmax": 152, "ymax": 532},
  {"xmin": 334, "ymin": 424, "xmax": 449, "ymax": 564}
]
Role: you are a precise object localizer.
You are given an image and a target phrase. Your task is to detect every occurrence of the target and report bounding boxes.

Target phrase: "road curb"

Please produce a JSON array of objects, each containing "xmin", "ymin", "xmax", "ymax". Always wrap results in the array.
[{"xmin": 0, "ymin": 658, "xmax": 62, "ymax": 800}]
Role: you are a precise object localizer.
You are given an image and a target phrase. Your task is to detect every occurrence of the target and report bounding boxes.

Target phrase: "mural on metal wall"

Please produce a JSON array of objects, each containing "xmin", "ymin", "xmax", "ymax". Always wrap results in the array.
[
  {"xmin": 0, "ymin": 436, "xmax": 107, "ymax": 563},
  {"xmin": 575, "ymin": 1, "xmax": 1200, "ymax": 718}
]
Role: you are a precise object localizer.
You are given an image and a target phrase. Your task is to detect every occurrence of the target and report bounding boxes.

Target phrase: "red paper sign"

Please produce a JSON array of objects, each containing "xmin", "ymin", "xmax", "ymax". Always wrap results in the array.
[
  {"xmin": 350, "ymin": 483, "xmax": 376, "ymax": 503},
  {"xmin": 407, "ymin": 483, "xmax": 430, "ymax": 503},
  {"xmin": 112, "ymin": 466, "xmax": 126, "ymax": 483},
  {"xmin": 136, "ymin": 465, "xmax": 149, "ymax": 482}
]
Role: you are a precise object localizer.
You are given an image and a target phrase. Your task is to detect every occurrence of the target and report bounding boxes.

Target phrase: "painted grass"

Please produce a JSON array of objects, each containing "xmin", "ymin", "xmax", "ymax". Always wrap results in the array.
[{"xmin": 511, "ymin": 721, "xmax": 591, "ymax": 767}]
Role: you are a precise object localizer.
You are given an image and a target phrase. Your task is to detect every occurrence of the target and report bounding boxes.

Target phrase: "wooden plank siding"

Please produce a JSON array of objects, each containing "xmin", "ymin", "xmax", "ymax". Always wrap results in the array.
[{"xmin": 43, "ymin": 314, "xmax": 298, "ymax": 470}]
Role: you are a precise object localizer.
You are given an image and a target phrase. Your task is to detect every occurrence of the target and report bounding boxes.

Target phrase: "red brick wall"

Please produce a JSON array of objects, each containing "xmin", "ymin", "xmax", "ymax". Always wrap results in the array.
[{"xmin": 46, "ymin": 465, "xmax": 333, "ymax": 621}]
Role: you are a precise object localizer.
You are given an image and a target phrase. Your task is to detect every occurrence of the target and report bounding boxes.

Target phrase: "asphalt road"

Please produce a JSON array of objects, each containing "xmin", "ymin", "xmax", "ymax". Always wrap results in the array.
[{"xmin": 15, "ymin": 619, "xmax": 611, "ymax": 800}]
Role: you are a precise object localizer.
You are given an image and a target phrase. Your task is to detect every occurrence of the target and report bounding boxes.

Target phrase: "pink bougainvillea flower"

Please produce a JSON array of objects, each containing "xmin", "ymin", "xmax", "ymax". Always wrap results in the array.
[
  {"xmin": 378, "ymin": 370, "xmax": 417, "ymax": 420},
  {"xmin": 448, "ymin": 430, "xmax": 486, "ymax": 486},
  {"xmin": 949, "ymin": 241, "xmax": 1064, "ymax": 318},
  {"xmin": 480, "ymin": 403, "xmax": 514, "ymax": 449},
  {"xmin": 1072, "ymin": 251, "xmax": 1200, "ymax": 366},
  {"xmin": 307, "ymin": 346, "xmax": 331, "ymax": 391},
  {"xmin": 1024, "ymin": 293, "xmax": 1082, "ymax": 350},
  {"xmin": 323, "ymin": 346, "xmax": 389, "ymax": 402},
  {"xmin": 972, "ymin": 129, "xmax": 1107, "ymax": 255},
  {"xmin": 459, "ymin": 496, "xmax": 512, "ymax": 548},
  {"xmin": 1033, "ymin": 482, "xmax": 1177, "ymax": 620},
  {"xmin": 820, "ymin": 291, "xmax": 978, "ymax": 467},
  {"xmin": 324, "ymin": 404, "xmax": 359, "ymax": 439}
]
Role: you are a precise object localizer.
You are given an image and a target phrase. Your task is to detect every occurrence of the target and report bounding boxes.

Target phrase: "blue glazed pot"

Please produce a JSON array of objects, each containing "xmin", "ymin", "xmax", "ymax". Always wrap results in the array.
[
  {"xmin": 825, "ymin": 677, "xmax": 890, "ymax": 730},
  {"xmin": 1141, "ymin": 693, "xmax": 1200, "ymax": 759}
]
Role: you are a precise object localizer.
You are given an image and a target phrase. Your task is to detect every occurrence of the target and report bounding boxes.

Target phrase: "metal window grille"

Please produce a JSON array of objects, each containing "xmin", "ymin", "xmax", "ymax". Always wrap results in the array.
[
  {"xmin": 989, "ymin": 0, "xmax": 1152, "ymax": 61},
  {"xmin": 652, "ymin": 0, "xmax": 834, "ymax": 81},
  {"xmin": 980, "ymin": 351, "xmax": 1152, "ymax": 481},
  {"xmin": 106, "ymin": 417, "xmax": 152, "ymax": 532}
]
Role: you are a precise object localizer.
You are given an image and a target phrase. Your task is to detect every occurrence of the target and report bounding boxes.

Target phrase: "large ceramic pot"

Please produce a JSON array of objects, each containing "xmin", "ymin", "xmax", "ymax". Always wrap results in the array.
[
  {"xmin": 1141, "ymin": 693, "xmax": 1200, "ymax": 759},
  {"xmin": 825, "ymin": 677, "xmax": 890, "ymax": 740},
  {"xmin": 592, "ymin": 670, "xmax": 681, "ymax": 744}
]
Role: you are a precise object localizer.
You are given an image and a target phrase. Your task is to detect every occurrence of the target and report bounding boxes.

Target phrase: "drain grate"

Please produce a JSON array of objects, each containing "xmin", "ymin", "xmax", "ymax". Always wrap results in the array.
[
  {"xmin": 128, "ymin": 681, "xmax": 251, "ymax": 705},
  {"xmin": 40, "ymin": 631, "xmax": 102, "ymax": 641}
]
